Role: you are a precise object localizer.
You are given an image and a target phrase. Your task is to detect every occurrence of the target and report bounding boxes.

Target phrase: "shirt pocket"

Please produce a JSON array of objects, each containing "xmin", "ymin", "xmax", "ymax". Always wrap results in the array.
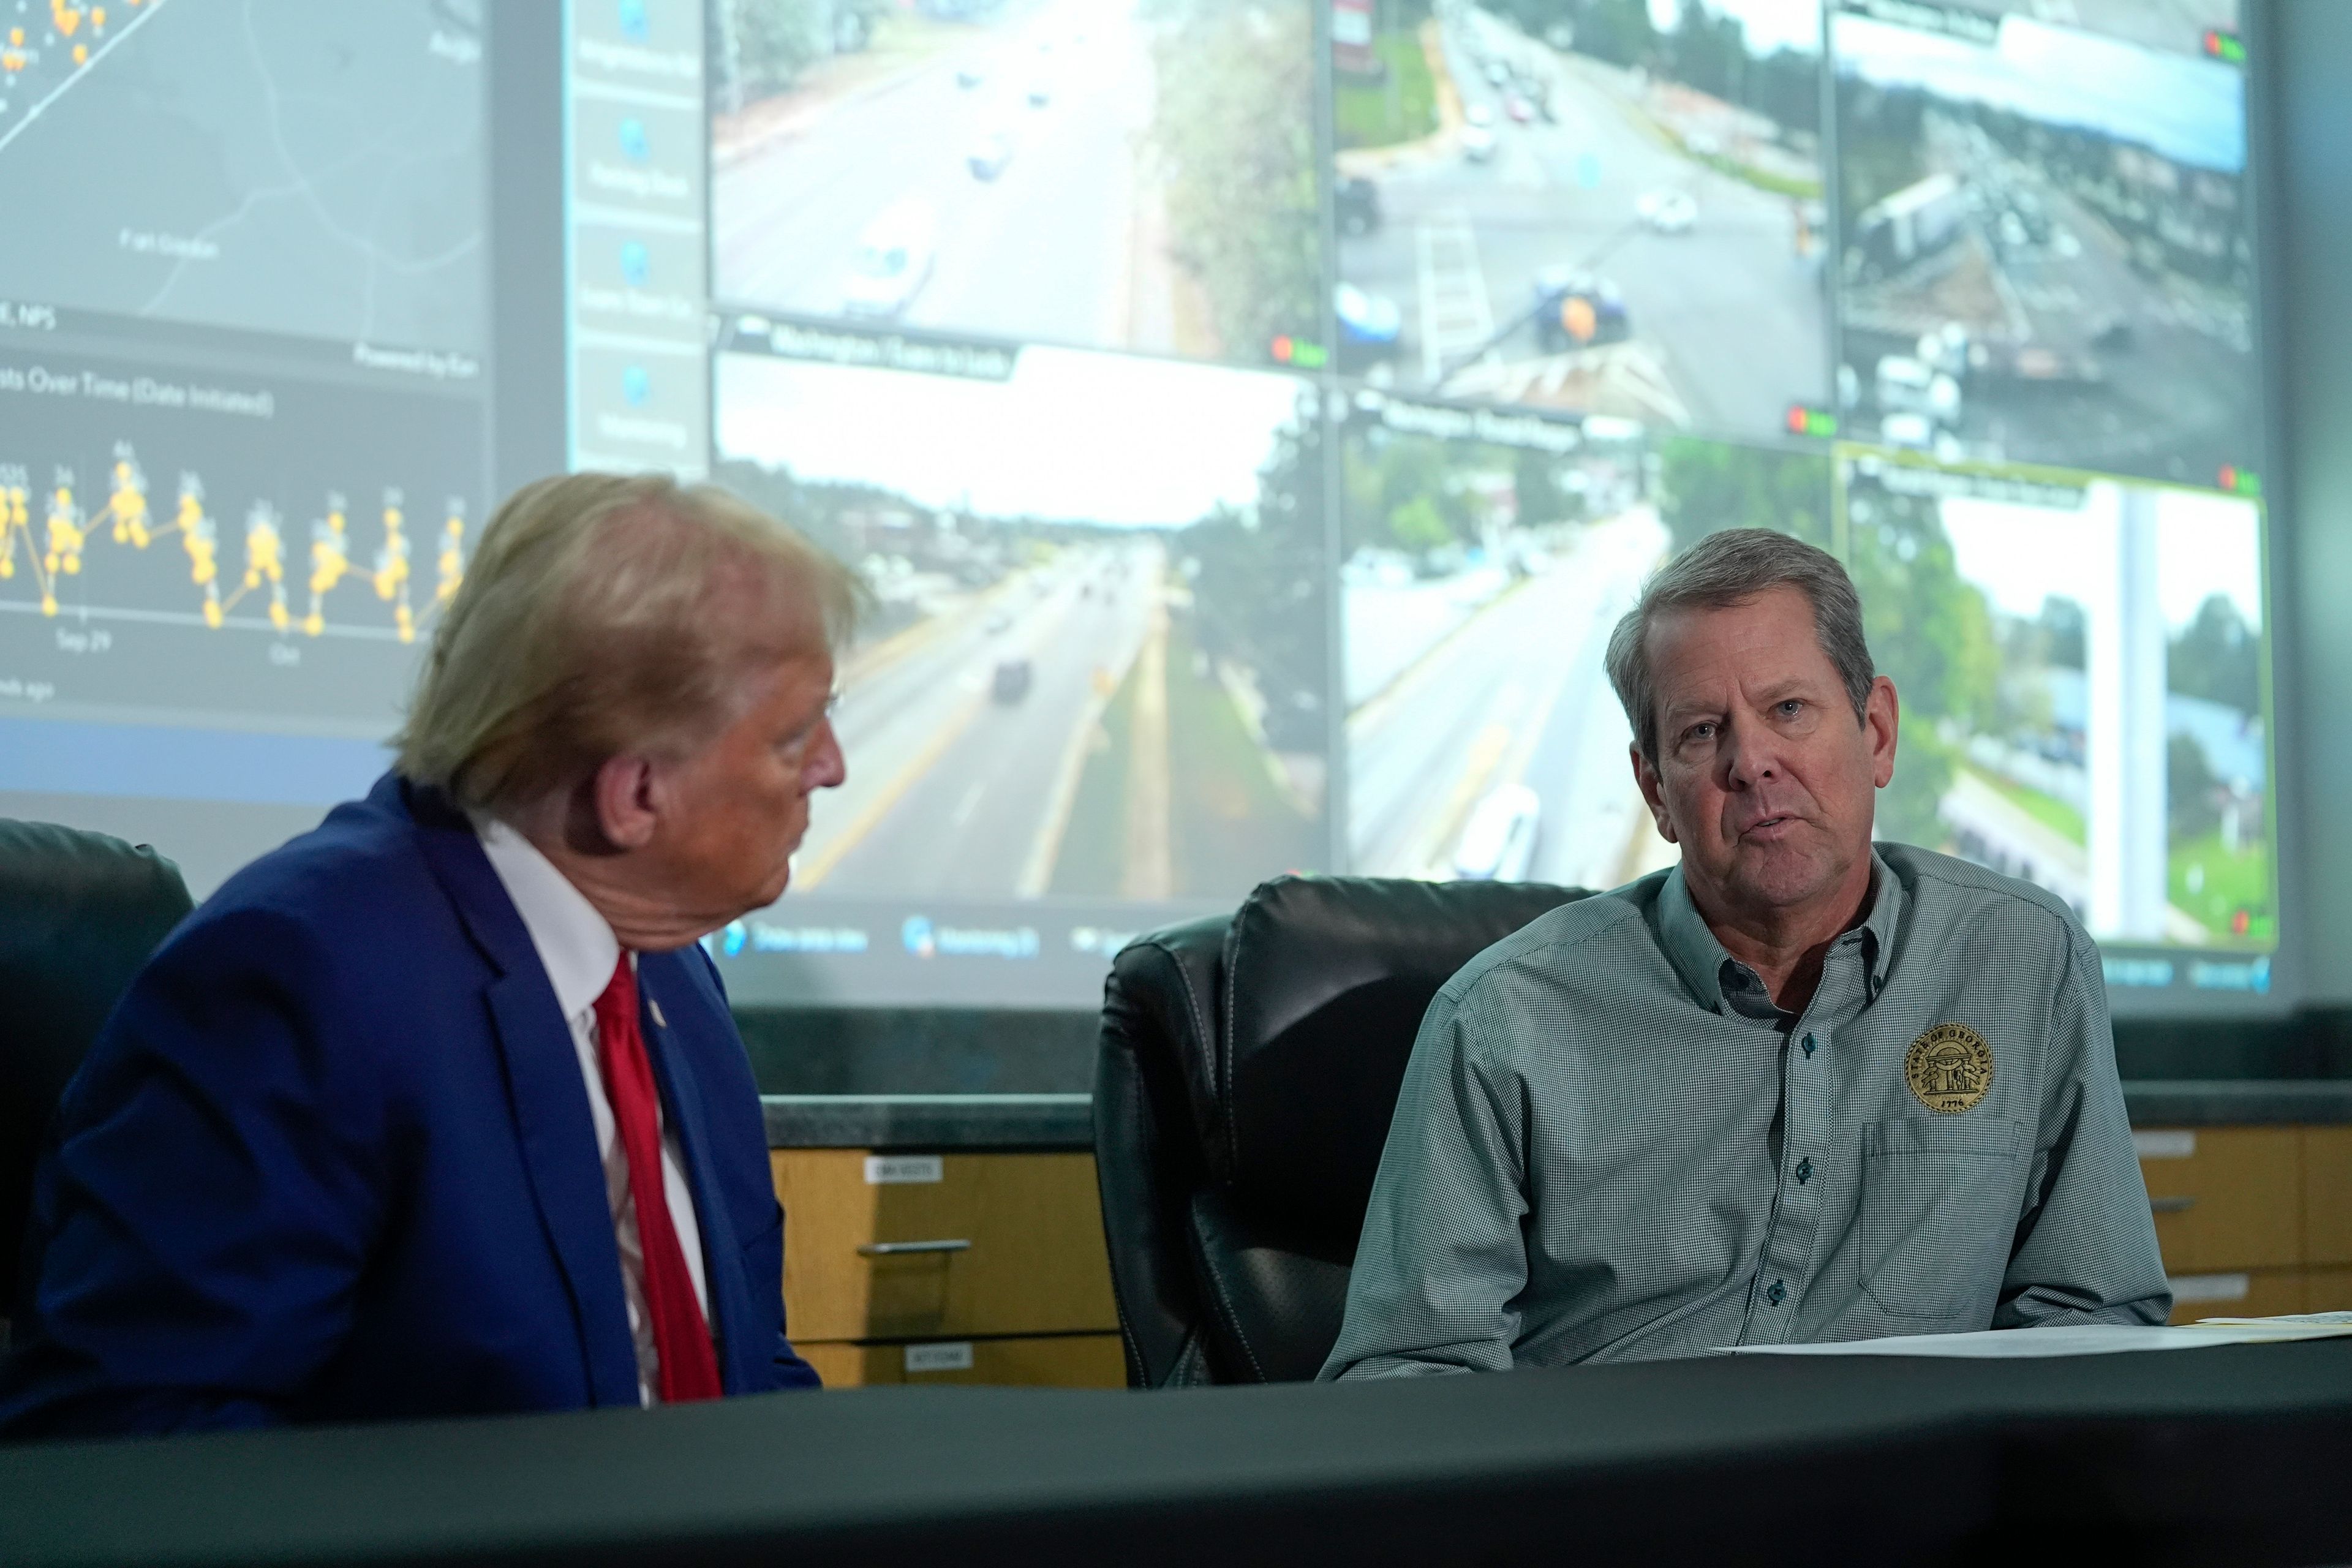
[{"xmin": 1857, "ymin": 1117, "xmax": 2026, "ymax": 1322}]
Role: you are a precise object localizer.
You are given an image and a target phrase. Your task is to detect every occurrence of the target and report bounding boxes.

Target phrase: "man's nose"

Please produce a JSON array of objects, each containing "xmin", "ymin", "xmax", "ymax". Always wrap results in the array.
[
  {"xmin": 1721, "ymin": 715, "xmax": 1782, "ymax": 788},
  {"xmin": 808, "ymin": 721, "xmax": 848, "ymax": 791}
]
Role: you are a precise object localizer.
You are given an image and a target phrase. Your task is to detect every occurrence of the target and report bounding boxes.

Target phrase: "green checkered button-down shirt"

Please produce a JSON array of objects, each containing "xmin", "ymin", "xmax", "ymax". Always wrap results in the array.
[{"xmin": 1322, "ymin": 845, "xmax": 2170, "ymax": 1379}]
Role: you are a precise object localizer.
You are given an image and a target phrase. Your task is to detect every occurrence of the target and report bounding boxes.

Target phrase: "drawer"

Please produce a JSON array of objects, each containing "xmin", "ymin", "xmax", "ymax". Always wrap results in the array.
[
  {"xmin": 2134, "ymin": 1126, "xmax": 2301, "ymax": 1272},
  {"xmin": 798, "ymin": 1333, "xmax": 1126, "ymax": 1389},
  {"xmin": 2164, "ymin": 1267, "xmax": 2304, "ymax": 1325},
  {"xmin": 2304, "ymin": 1127, "xmax": 2352, "ymax": 1266},
  {"xmin": 772, "ymin": 1150, "xmax": 1118, "ymax": 1342},
  {"xmin": 2309, "ymin": 1267, "xmax": 2352, "ymax": 1314}
]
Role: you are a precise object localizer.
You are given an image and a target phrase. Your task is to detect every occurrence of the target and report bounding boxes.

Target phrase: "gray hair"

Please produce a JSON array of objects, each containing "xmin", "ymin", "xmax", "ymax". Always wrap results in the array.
[
  {"xmin": 393, "ymin": 472, "xmax": 864, "ymax": 817},
  {"xmin": 1604, "ymin": 528, "xmax": 1874, "ymax": 763}
]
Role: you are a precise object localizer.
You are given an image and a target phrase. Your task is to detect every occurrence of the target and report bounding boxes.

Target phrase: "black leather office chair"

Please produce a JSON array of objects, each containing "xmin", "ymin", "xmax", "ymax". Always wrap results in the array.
[
  {"xmin": 0, "ymin": 821, "xmax": 194, "ymax": 1321},
  {"xmin": 1093, "ymin": 874, "xmax": 1591, "ymax": 1387}
]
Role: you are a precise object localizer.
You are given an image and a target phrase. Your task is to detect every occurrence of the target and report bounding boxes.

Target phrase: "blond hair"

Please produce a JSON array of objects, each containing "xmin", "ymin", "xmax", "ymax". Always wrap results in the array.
[{"xmin": 393, "ymin": 472, "xmax": 862, "ymax": 816}]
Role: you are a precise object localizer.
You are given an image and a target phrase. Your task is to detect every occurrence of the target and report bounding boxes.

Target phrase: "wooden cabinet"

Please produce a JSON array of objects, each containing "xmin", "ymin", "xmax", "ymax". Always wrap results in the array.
[
  {"xmin": 2163, "ymin": 1269, "xmax": 2305, "ymax": 1324},
  {"xmin": 2134, "ymin": 1126, "xmax": 2302, "ymax": 1272},
  {"xmin": 2304, "ymin": 1127, "xmax": 2352, "ymax": 1267},
  {"xmin": 797, "ymin": 1335, "xmax": 1125, "ymax": 1389},
  {"xmin": 774, "ymin": 1149, "xmax": 1121, "ymax": 1389},
  {"xmin": 2132, "ymin": 1123, "xmax": 2352, "ymax": 1324}
]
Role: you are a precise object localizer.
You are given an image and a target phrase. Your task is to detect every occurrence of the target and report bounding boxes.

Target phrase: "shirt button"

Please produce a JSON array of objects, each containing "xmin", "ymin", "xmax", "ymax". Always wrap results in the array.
[
  {"xmin": 1801, "ymin": 1033, "xmax": 1817, "ymax": 1057},
  {"xmin": 1796, "ymin": 1157, "xmax": 1814, "ymax": 1184},
  {"xmin": 1766, "ymin": 1280, "xmax": 1787, "ymax": 1306}
]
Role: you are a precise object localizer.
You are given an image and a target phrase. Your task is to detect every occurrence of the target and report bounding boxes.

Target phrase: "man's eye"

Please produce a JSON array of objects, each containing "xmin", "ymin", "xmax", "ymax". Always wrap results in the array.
[
  {"xmin": 1778, "ymin": 699, "xmax": 1804, "ymax": 717},
  {"xmin": 1686, "ymin": 722, "xmax": 1716, "ymax": 743}
]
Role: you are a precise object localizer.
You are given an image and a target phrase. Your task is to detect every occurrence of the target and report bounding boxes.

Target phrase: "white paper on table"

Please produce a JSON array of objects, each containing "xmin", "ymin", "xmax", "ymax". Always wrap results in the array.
[{"xmin": 1722, "ymin": 1315, "xmax": 2352, "ymax": 1359}]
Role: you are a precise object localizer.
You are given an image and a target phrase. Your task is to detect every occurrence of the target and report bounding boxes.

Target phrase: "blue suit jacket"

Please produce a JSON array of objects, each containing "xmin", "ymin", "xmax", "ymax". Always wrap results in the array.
[{"xmin": 1, "ymin": 774, "xmax": 820, "ymax": 1436}]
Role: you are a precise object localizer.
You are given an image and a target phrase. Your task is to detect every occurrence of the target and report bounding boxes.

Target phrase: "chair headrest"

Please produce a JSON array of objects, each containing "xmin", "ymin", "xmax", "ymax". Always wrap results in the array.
[
  {"xmin": 1215, "ymin": 876, "xmax": 1588, "ymax": 1239},
  {"xmin": 0, "ymin": 820, "xmax": 194, "ymax": 1314}
]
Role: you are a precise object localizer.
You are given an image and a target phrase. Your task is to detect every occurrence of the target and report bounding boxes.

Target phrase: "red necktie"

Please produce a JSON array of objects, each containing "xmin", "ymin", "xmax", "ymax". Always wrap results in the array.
[{"xmin": 592, "ymin": 955, "xmax": 723, "ymax": 1403}]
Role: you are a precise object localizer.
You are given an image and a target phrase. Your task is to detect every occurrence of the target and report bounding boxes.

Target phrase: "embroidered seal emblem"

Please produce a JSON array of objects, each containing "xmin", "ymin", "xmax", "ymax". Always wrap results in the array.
[{"xmin": 1904, "ymin": 1022, "xmax": 1993, "ymax": 1114}]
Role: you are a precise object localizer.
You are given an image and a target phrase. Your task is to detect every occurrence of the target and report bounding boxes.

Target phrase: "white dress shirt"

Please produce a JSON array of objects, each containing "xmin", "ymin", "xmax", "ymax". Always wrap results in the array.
[{"xmin": 476, "ymin": 819, "xmax": 711, "ymax": 1406}]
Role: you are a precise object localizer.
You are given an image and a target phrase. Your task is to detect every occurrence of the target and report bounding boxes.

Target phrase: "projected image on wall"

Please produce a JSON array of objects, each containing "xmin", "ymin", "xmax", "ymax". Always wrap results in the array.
[
  {"xmin": 1341, "ymin": 395, "xmax": 1839, "ymax": 892},
  {"xmin": 1836, "ymin": 450, "xmax": 2272, "ymax": 963},
  {"xmin": 707, "ymin": 0, "xmax": 1317, "ymax": 369},
  {"xmin": 1831, "ymin": 5, "xmax": 2258, "ymax": 488},
  {"xmin": 1332, "ymin": 0, "xmax": 1830, "ymax": 437},
  {"xmin": 715, "ymin": 335, "xmax": 1327, "ymax": 905}
]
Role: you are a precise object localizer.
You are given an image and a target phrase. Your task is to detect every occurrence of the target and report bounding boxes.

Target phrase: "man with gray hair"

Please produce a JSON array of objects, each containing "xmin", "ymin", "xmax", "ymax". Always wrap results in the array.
[
  {"xmin": 1323, "ymin": 527, "xmax": 2168, "ymax": 1378},
  {"xmin": 3, "ymin": 473, "xmax": 856, "ymax": 1434}
]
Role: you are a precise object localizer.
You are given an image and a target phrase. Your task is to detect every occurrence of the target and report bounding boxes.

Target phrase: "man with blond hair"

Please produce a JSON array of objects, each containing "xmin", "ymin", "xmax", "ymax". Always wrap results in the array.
[{"xmin": 2, "ymin": 473, "xmax": 857, "ymax": 1434}]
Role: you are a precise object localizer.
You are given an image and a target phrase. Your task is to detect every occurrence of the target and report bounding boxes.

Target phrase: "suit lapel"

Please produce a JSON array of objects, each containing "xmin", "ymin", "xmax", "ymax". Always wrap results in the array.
[
  {"xmin": 406, "ymin": 781, "xmax": 641, "ymax": 1408},
  {"xmin": 637, "ymin": 956, "xmax": 753, "ymax": 1394}
]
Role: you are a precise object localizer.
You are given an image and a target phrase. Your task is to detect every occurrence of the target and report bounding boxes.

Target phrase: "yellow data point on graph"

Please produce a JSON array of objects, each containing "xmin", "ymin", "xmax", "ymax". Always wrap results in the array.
[
  {"xmin": 244, "ymin": 507, "xmax": 284, "ymax": 589},
  {"xmin": 202, "ymin": 595, "xmax": 222, "ymax": 629},
  {"xmin": 72, "ymin": 42, "xmax": 86, "ymax": 63},
  {"xmin": 270, "ymin": 598, "xmax": 289, "ymax": 632},
  {"xmin": 92, "ymin": 7, "xmax": 105, "ymax": 26},
  {"xmin": 396, "ymin": 603, "xmax": 415, "ymax": 643},
  {"xmin": 53, "ymin": 4, "xmax": 81, "ymax": 39},
  {"xmin": 8, "ymin": 28, "xmax": 21, "ymax": 44},
  {"xmin": 40, "ymin": 592, "xmax": 58, "ymax": 616},
  {"xmin": 303, "ymin": 609, "xmax": 324, "ymax": 637}
]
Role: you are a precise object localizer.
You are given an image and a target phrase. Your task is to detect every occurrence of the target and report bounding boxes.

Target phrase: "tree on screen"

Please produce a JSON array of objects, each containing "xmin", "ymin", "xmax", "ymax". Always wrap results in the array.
[
  {"xmin": 2168, "ymin": 594, "xmax": 2261, "ymax": 717},
  {"xmin": 1144, "ymin": 0, "xmax": 1319, "ymax": 364},
  {"xmin": 1843, "ymin": 480, "xmax": 1999, "ymax": 851},
  {"xmin": 1656, "ymin": 437, "xmax": 1831, "ymax": 554}
]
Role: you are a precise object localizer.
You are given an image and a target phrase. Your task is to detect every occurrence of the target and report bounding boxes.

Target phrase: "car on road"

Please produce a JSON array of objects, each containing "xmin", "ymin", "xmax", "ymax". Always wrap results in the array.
[
  {"xmin": 1874, "ymin": 354, "xmax": 1961, "ymax": 421},
  {"xmin": 1466, "ymin": 102, "xmax": 1496, "ymax": 128},
  {"xmin": 842, "ymin": 200, "xmax": 937, "ymax": 318},
  {"xmin": 1027, "ymin": 76, "xmax": 1052, "ymax": 106},
  {"xmin": 954, "ymin": 62, "xmax": 984, "ymax": 87},
  {"xmin": 1504, "ymin": 94, "xmax": 1532, "ymax": 123},
  {"xmin": 1531, "ymin": 266, "xmax": 1630, "ymax": 351},
  {"xmin": 1338, "ymin": 176, "xmax": 1381, "ymax": 236},
  {"xmin": 1461, "ymin": 123, "xmax": 1496, "ymax": 162},
  {"xmin": 1452, "ymin": 783, "xmax": 1540, "ymax": 882},
  {"xmin": 991, "ymin": 657, "xmax": 1033, "ymax": 704},
  {"xmin": 985, "ymin": 610, "xmax": 1012, "ymax": 634},
  {"xmin": 1335, "ymin": 282, "xmax": 1403, "ymax": 372},
  {"xmin": 968, "ymin": 130, "xmax": 1013, "ymax": 180},
  {"xmin": 1635, "ymin": 189, "xmax": 1697, "ymax": 233}
]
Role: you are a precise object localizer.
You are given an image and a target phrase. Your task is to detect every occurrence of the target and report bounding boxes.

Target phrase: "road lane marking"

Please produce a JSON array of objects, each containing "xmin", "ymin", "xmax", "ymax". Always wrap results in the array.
[
  {"xmin": 951, "ymin": 779, "xmax": 987, "ymax": 828},
  {"xmin": 794, "ymin": 688, "xmax": 989, "ymax": 891},
  {"xmin": 1121, "ymin": 605, "xmax": 1172, "ymax": 900},
  {"xmin": 1412, "ymin": 722, "xmax": 1513, "ymax": 878},
  {"xmin": 1415, "ymin": 214, "xmax": 1494, "ymax": 383}
]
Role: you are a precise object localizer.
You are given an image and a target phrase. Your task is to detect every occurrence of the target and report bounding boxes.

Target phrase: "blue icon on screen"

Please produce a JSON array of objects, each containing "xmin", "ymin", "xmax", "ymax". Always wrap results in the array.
[
  {"xmin": 622, "ymin": 365, "xmax": 650, "ymax": 405},
  {"xmin": 722, "ymin": 919, "xmax": 748, "ymax": 958},
  {"xmin": 902, "ymin": 916, "xmax": 937, "ymax": 958},
  {"xmin": 620, "ymin": 240, "xmax": 650, "ymax": 287},
  {"xmin": 619, "ymin": 0, "xmax": 650, "ymax": 40},
  {"xmin": 619, "ymin": 118, "xmax": 649, "ymax": 160},
  {"xmin": 1575, "ymin": 152, "xmax": 1602, "ymax": 189}
]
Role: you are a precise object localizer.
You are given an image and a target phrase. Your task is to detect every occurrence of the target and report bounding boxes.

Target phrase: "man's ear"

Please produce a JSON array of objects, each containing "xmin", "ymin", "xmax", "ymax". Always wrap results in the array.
[
  {"xmin": 588, "ymin": 753, "xmax": 661, "ymax": 851},
  {"xmin": 1865, "ymin": 676, "xmax": 1899, "ymax": 790},
  {"xmin": 1630, "ymin": 742, "xmax": 1678, "ymax": 845}
]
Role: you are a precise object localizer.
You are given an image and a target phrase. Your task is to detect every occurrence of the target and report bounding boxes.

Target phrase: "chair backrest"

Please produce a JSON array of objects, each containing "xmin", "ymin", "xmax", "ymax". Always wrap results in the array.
[
  {"xmin": 1094, "ymin": 875, "xmax": 1589, "ymax": 1385},
  {"xmin": 0, "ymin": 821, "xmax": 194, "ymax": 1315}
]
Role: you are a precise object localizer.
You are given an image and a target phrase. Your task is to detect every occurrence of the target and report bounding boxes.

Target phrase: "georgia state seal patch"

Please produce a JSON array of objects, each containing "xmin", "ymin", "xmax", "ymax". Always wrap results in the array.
[{"xmin": 1904, "ymin": 1023, "xmax": 1994, "ymax": 1114}]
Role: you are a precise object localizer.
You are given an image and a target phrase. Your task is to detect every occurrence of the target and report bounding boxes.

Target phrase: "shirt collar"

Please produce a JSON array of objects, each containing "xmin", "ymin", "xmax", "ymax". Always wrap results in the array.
[
  {"xmin": 1656, "ymin": 850, "xmax": 1902, "ymax": 1018},
  {"xmin": 475, "ymin": 816, "xmax": 622, "ymax": 1023}
]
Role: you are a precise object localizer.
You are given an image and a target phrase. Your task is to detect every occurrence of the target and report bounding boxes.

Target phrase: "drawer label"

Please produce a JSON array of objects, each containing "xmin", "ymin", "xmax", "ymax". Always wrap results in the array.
[
  {"xmin": 904, "ymin": 1341, "xmax": 974, "ymax": 1374},
  {"xmin": 2133, "ymin": 1131, "xmax": 2196, "ymax": 1159},
  {"xmin": 2168, "ymin": 1273, "xmax": 2250, "ymax": 1303},
  {"xmin": 865, "ymin": 1155, "xmax": 944, "ymax": 1185}
]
